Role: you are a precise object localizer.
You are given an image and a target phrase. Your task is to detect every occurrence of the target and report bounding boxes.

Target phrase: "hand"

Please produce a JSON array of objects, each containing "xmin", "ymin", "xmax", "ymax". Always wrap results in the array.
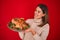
[
  {"xmin": 25, "ymin": 28, "xmax": 36, "ymax": 35},
  {"xmin": 25, "ymin": 28, "xmax": 31, "ymax": 32}
]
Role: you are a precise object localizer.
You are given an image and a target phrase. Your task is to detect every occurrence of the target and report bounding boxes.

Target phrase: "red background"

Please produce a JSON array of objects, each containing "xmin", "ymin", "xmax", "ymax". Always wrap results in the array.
[{"xmin": 0, "ymin": 0, "xmax": 60, "ymax": 40}]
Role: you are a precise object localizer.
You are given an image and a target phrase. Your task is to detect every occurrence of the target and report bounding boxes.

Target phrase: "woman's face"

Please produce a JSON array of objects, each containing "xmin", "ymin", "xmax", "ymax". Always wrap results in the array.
[{"xmin": 34, "ymin": 7, "xmax": 45, "ymax": 19}]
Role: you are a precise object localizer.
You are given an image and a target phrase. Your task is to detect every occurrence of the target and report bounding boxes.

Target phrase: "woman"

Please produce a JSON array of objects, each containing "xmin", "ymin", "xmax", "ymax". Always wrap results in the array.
[{"xmin": 18, "ymin": 4, "xmax": 50, "ymax": 40}]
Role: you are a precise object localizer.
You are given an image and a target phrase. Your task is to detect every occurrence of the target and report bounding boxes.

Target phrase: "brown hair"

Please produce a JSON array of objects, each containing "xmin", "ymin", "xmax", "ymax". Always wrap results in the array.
[{"xmin": 37, "ymin": 4, "xmax": 49, "ymax": 27}]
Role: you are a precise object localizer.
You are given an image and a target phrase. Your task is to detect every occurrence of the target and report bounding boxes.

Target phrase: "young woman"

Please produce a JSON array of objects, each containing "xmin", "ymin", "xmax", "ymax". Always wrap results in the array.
[{"xmin": 18, "ymin": 4, "xmax": 50, "ymax": 40}]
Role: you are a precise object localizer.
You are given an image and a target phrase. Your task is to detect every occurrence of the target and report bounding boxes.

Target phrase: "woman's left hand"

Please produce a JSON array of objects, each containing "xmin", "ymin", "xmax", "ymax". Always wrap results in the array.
[{"xmin": 25, "ymin": 28, "xmax": 36, "ymax": 35}]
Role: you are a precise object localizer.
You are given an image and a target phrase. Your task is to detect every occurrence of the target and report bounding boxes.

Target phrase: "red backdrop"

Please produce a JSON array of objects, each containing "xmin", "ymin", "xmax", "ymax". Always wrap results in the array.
[{"xmin": 0, "ymin": 0, "xmax": 60, "ymax": 40}]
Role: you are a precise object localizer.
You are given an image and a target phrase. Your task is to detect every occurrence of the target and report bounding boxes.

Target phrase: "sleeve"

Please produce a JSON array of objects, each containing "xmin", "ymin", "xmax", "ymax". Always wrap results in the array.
[
  {"xmin": 33, "ymin": 24, "xmax": 50, "ymax": 40},
  {"xmin": 18, "ymin": 31, "xmax": 25, "ymax": 39},
  {"xmin": 18, "ymin": 19, "xmax": 32, "ymax": 39},
  {"xmin": 25, "ymin": 19, "xmax": 32, "ymax": 25},
  {"xmin": 24, "ymin": 32, "xmax": 34, "ymax": 40},
  {"xmin": 33, "ymin": 33, "xmax": 42, "ymax": 40},
  {"xmin": 34, "ymin": 26, "xmax": 43, "ymax": 35},
  {"xmin": 25, "ymin": 19, "xmax": 30, "ymax": 23}
]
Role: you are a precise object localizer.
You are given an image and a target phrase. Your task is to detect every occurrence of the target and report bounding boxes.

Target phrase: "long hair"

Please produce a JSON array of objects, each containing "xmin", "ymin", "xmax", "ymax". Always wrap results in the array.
[{"xmin": 37, "ymin": 4, "xmax": 49, "ymax": 27}]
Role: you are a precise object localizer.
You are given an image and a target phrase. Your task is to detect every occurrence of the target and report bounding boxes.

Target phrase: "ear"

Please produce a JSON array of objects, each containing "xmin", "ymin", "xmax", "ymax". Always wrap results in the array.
[{"xmin": 42, "ymin": 14, "xmax": 46, "ymax": 17}]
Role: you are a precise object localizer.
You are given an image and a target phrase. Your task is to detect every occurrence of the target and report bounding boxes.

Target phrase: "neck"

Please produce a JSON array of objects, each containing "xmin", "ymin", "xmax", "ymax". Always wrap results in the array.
[{"xmin": 34, "ymin": 18, "xmax": 43, "ymax": 25}]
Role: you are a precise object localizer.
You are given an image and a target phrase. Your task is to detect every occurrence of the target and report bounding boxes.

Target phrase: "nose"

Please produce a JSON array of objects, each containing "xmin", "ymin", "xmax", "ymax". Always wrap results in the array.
[{"xmin": 35, "ymin": 11, "xmax": 38, "ymax": 15}]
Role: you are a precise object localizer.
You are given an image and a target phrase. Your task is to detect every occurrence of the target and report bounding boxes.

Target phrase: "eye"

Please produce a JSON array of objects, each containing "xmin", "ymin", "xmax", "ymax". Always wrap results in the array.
[{"xmin": 38, "ymin": 11, "xmax": 41, "ymax": 13}]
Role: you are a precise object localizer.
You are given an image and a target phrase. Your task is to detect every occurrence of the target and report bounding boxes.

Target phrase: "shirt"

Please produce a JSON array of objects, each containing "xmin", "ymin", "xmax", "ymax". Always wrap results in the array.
[{"xmin": 18, "ymin": 19, "xmax": 50, "ymax": 40}]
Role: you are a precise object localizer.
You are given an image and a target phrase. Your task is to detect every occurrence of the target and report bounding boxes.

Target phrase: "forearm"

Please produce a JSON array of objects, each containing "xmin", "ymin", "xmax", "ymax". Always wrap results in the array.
[
  {"xmin": 18, "ymin": 31, "xmax": 25, "ymax": 39},
  {"xmin": 33, "ymin": 24, "xmax": 49, "ymax": 40},
  {"xmin": 33, "ymin": 33, "xmax": 43, "ymax": 40}
]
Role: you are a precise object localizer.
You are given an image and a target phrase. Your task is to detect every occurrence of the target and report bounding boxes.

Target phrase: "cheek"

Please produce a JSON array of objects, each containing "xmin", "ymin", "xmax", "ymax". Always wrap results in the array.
[
  {"xmin": 38, "ymin": 13, "xmax": 43, "ymax": 17},
  {"xmin": 38, "ymin": 13, "xmax": 42, "ymax": 16}
]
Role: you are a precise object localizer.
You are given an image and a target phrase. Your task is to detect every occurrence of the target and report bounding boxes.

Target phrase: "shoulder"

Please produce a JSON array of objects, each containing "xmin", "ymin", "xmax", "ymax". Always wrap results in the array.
[
  {"xmin": 42, "ymin": 23, "xmax": 50, "ymax": 30},
  {"xmin": 44, "ymin": 23, "xmax": 49, "ymax": 27},
  {"xmin": 25, "ymin": 19, "xmax": 34, "ymax": 25}
]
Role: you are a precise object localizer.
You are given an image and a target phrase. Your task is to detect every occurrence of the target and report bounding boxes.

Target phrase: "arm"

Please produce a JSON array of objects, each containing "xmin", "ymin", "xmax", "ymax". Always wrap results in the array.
[
  {"xmin": 18, "ymin": 19, "xmax": 32, "ymax": 39},
  {"xmin": 33, "ymin": 24, "xmax": 50, "ymax": 40},
  {"xmin": 18, "ymin": 31, "xmax": 25, "ymax": 39}
]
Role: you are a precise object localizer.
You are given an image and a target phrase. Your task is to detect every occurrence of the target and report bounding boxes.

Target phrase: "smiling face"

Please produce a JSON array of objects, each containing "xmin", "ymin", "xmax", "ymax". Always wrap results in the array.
[{"xmin": 34, "ymin": 7, "xmax": 45, "ymax": 19}]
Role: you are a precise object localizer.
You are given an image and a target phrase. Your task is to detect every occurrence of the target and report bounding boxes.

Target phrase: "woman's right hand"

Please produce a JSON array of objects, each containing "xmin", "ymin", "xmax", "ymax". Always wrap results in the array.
[
  {"xmin": 24, "ymin": 28, "xmax": 31, "ymax": 33},
  {"xmin": 24, "ymin": 28, "xmax": 36, "ymax": 35}
]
